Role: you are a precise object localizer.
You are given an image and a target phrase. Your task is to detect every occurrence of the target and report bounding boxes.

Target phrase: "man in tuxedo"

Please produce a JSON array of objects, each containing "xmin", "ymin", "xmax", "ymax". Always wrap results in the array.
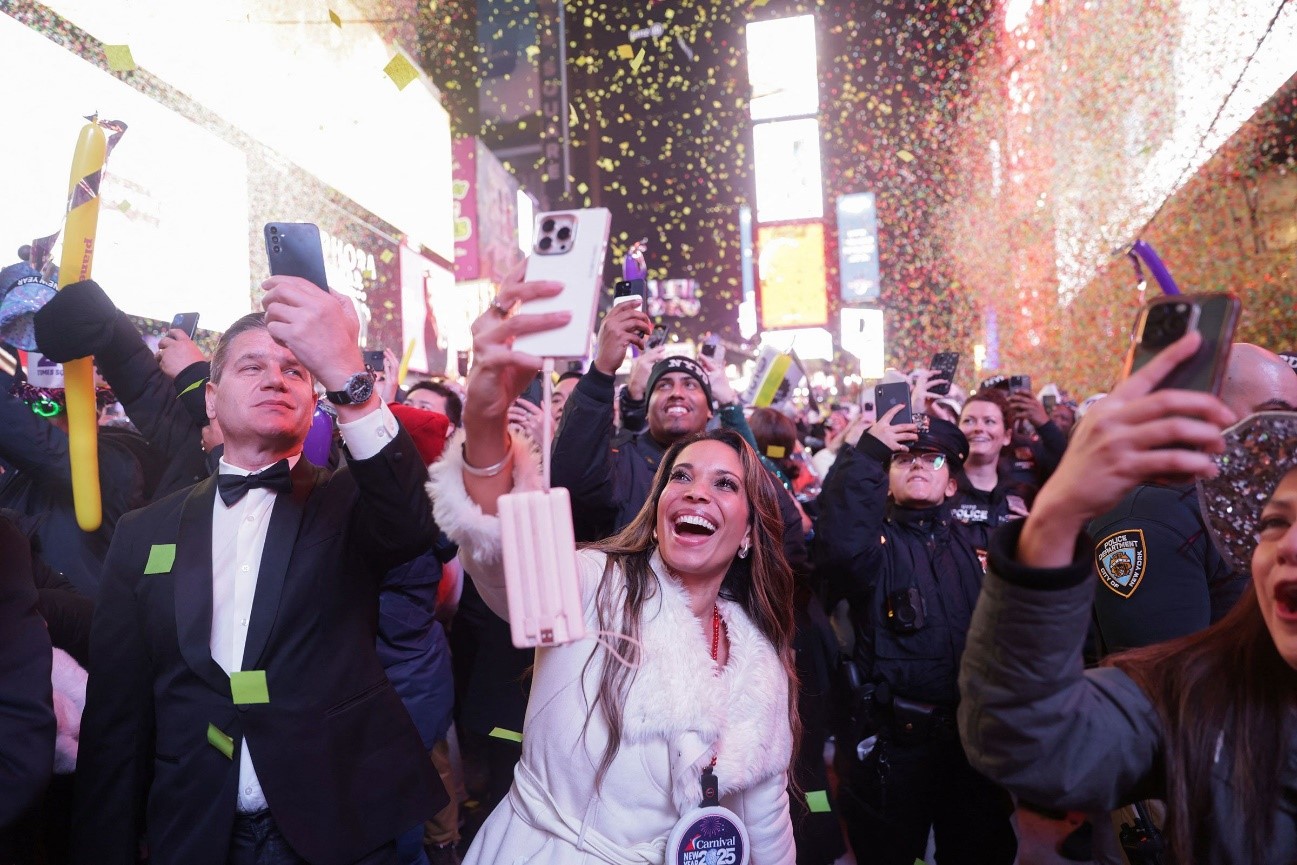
[{"xmin": 73, "ymin": 276, "xmax": 446, "ymax": 865}]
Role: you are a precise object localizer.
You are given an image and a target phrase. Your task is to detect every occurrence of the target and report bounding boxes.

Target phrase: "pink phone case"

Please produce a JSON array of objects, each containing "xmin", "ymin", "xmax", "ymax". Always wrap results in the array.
[{"xmin": 497, "ymin": 488, "xmax": 587, "ymax": 648}]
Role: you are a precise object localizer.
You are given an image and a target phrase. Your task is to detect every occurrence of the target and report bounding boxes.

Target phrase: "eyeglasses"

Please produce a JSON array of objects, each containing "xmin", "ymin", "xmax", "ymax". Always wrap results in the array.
[{"xmin": 892, "ymin": 452, "xmax": 946, "ymax": 471}]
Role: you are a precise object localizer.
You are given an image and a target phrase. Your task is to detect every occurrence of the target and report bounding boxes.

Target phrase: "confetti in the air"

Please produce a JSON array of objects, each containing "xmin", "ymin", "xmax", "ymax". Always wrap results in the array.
[
  {"xmin": 103, "ymin": 44, "xmax": 136, "ymax": 72},
  {"xmin": 383, "ymin": 53, "xmax": 418, "ymax": 90}
]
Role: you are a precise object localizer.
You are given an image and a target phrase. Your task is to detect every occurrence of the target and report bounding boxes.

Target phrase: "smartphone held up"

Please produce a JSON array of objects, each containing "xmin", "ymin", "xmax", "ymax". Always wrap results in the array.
[
  {"xmin": 265, "ymin": 222, "xmax": 329, "ymax": 291},
  {"xmin": 514, "ymin": 209, "xmax": 612, "ymax": 359},
  {"xmin": 1122, "ymin": 294, "xmax": 1240, "ymax": 394}
]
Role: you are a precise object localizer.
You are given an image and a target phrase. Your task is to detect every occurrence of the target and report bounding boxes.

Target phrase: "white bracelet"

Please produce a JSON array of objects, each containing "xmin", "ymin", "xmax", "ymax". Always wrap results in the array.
[{"xmin": 462, "ymin": 436, "xmax": 513, "ymax": 478}]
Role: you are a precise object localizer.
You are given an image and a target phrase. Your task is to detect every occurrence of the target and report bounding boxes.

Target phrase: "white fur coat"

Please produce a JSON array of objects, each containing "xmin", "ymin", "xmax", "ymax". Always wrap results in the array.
[{"xmin": 428, "ymin": 432, "xmax": 796, "ymax": 864}]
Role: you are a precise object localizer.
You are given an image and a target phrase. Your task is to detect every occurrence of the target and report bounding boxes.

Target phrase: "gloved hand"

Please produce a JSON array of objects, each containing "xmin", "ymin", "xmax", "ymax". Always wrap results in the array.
[{"xmin": 32, "ymin": 279, "xmax": 120, "ymax": 362}]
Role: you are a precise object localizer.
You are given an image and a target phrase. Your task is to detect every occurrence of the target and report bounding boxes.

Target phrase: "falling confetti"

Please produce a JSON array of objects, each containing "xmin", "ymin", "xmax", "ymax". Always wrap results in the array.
[
  {"xmin": 103, "ymin": 44, "xmax": 136, "ymax": 72},
  {"xmin": 383, "ymin": 53, "xmax": 418, "ymax": 91},
  {"xmin": 329, "ymin": 9, "xmax": 342, "ymax": 28}
]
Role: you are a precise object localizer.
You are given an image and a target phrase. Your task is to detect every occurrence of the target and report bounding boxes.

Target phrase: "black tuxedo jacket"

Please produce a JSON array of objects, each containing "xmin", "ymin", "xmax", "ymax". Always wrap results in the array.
[{"xmin": 73, "ymin": 429, "xmax": 446, "ymax": 865}]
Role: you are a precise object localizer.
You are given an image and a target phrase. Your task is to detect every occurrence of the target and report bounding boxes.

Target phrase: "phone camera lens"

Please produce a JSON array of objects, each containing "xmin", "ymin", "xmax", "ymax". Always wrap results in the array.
[
  {"xmin": 556, "ymin": 226, "xmax": 572, "ymax": 241},
  {"xmin": 538, "ymin": 236, "xmax": 553, "ymax": 251},
  {"xmin": 269, "ymin": 226, "xmax": 278, "ymax": 234},
  {"xmin": 541, "ymin": 218, "xmax": 556, "ymax": 233},
  {"xmin": 272, "ymin": 245, "xmax": 281, "ymax": 253}
]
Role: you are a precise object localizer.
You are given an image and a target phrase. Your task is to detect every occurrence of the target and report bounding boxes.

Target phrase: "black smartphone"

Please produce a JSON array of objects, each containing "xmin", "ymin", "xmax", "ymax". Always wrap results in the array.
[
  {"xmin": 612, "ymin": 278, "xmax": 647, "ymax": 308},
  {"xmin": 1042, "ymin": 394, "xmax": 1057, "ymax": 412},
  {"xmin": 520, "ymin": 373, "xmax": 544, "ymax": 407},
  {"xmin": 700, "ymin": 333, "xmax": 723, "ymax": 362},
  {"xmin": 874, "ymin": 382, "xmax": 913, "ymax": 425},
  {"xmin": 265, "ymin": 222, "xmax": 329, "ymax": 291},
  {"xmin": 170, "ymin": 312, "xmax": 200, "ymax": 339},
  {"xmin": 1008, "ymin": 374, "xmax": 1032, "ymax": 393},
  {"xmin": 362, "ymin": 350, "xmax": 385, "ymax": 373},
  {"xmin": 928, "ymin": 352, "xmax": 959, "ymax": 396},
  {"xmin": 1123, "ymin": 294, "xmax": 1241, "ymax": 393},
  {"xmin": 456, "ymin": 351, "xmax": 470, "ymax": 378},
  {"xmin": 646, "ymin": 324, "xmax": 670, "ymax": 350}
]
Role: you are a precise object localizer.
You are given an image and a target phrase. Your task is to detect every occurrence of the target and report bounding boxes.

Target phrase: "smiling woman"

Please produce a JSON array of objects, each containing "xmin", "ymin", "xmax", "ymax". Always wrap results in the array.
[{"xmin": 426, "ymin": 268, "xmax": 799, "ymax": 865}]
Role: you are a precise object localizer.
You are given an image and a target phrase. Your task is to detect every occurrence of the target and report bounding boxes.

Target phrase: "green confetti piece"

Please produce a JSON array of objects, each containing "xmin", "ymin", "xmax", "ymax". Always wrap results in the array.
[
  {"xmin": 230, "ymin": 670, "xmax": 269, "ymax": 705},
  {"xmin": 805, "ymin": 789, "xmax": 830, "ymax": 812},
  {"xmin": 207, "ymin": 723, "xmax": 234, "ymax": 759},
  {"xmin": 103, "ymin": 44, "xmax": 136, "ymax": 72},
  {"xmin": 384, "ymin": 54, "xmax": 419, "ymax": 91},
  {"xmin": 144, "ymin": 544, "xmax": 175, "ymax": 575},
  {"xmin": 488, "ymin": 727, "xmax": 523, "ymax": 743},
  {"xmin": 177, "ymin": 377, "xmax": 207, "ymax": 397}
]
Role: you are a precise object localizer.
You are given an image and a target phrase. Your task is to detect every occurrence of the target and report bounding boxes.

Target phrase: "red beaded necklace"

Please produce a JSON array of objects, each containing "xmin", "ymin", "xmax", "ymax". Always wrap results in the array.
[
  {"xmin": 710, "ymin": 604, "xmax": 721, "ymax": 664},
  {"xmin": 709, "ymin": 603, "xmax": 722, "ymax": 771}
]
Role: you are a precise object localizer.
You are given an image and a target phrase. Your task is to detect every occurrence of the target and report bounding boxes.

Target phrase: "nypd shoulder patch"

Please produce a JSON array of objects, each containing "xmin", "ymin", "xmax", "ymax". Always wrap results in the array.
[{"xmin": 1095, "ymin": 529, "xmax": 1147, "ymax": 598}]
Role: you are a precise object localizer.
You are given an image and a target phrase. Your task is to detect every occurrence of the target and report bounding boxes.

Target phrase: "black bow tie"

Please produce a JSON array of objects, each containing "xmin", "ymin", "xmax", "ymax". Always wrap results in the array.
[{"xmin": 217, "ymin": 460, "xmax": 293, "ymax": 506}]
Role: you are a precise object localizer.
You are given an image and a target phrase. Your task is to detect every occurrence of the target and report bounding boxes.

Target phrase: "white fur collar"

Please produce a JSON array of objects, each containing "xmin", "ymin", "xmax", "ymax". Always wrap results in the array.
[
  {"xmin": 426, "ymin": 428, "xmax": 543, "ymax": 564},
  {"xmin": 622, "ymin": 552, "xmax": 792, "ymax": 815}
]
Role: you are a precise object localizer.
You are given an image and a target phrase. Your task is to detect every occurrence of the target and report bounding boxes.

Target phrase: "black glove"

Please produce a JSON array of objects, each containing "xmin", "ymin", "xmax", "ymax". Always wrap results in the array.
[{"xmin": 32, "ymin": 279, "xmax": 120, "ymax": 362}]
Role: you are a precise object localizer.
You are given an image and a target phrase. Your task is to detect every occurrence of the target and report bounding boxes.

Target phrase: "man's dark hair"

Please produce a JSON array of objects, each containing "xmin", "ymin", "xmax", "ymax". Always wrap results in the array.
[
  {"xmin": 210, "ymin": 312, "xmax": 270, "ymax": 383},
  {"xmin": 407, "ymin": 380, "xmax": 462, "ymax": 427}
]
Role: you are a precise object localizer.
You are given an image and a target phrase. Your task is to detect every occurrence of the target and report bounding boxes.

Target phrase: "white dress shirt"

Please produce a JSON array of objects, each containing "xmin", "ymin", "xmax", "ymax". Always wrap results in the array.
[{"xmin": 211, "ymin": 402, "xmax": 398, "ymax": 813}]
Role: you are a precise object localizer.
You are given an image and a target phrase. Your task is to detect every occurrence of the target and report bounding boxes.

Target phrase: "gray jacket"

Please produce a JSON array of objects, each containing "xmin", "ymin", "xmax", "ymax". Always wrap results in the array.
[{"xmin": 958, "ymin": 522, "xmax": 1297, "ymax": 865}]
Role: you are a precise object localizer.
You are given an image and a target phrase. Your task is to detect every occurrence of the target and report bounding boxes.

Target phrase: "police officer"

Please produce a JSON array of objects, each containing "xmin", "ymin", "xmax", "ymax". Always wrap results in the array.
[{"xmin": 817, "ymin": 408, "xmax": 1016, "ymax": 865}]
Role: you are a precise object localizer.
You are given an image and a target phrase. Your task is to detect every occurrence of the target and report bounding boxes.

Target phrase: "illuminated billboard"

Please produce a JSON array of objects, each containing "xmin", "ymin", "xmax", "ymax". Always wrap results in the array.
[
  {"xmin": 756, "ymin": 222, "xmax": 828, "ymax": 330},
  {"xmin": 837, "ymin": 192, "xmax": 881, "ymax": 303},
  {"xmin": 753, "ymin": 118, "xmax": 824, "ymax": 222},
  {"xmin": 746, "ymin": 15, "xmax": 818, "ymax": 121}
]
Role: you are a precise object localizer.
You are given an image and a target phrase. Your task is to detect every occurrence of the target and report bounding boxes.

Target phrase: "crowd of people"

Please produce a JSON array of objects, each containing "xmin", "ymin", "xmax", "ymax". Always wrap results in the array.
[{"xmin": 2, "ymin": 255, "xmax": 1297, "ymax": 865}]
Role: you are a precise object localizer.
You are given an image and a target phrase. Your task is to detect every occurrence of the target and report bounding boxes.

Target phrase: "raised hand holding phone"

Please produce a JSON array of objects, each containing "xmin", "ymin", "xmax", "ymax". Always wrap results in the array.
[
  {"xmin": 592, "ymin": 299, "xmax": 652, "ymax": 376},
  {"xmin": 866, "ymin": 403, "xmax": 919, "ymax": 452},
  {"xmin": 1020, "ymin": 331, "xmax": 1235, "ymax": 569}
]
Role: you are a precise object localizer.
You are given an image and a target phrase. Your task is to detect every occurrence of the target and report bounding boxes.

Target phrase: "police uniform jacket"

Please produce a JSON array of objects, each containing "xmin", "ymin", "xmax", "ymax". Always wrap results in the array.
[
  {"xmin": 816, "ymin": 436, "xmax": 986, "ymax": 707},
  {"xmin": 1089, "ymin": 482, "xmax": 1249, "ymax": 653}
]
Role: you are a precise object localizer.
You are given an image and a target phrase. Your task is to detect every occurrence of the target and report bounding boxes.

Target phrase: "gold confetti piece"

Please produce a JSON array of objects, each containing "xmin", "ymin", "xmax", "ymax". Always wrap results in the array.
[
  {"xmin": 897, "ymin": 149, "xmax": 915, "ymax": 162},
  {"xmin": 617, "ymin": 43, "xmax": 634, "ymax": 59},
  {"xmin": 329, "ymin": 9, "xmax": 342, "ymax": 27},
  {"xmin": 630, "ymin": 47, "xmax": 646, "ymax": 74},
  {"xmin": 103, "ymin": 44, "xmax": 136, "ymax": 72},
  {"xmin": 525, "ymin": 44, "xmax": 540, "ymax": 60},
  {"xmin": 380, "ymin": 249, "xmax": 395, "ymax": 264},
  {"xmin": 384, "ymin": 54, "xmax": 418, "ymax": 90},
  {"xmin": 577, "ymin": 182, "xmax": 589, "ymax": 194}
]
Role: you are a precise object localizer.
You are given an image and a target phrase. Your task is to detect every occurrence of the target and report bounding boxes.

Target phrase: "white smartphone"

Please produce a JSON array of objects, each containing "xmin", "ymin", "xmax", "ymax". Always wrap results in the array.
[{"xmin": 513, "ymin": 208, "xmax": 612, "ymax": 359}]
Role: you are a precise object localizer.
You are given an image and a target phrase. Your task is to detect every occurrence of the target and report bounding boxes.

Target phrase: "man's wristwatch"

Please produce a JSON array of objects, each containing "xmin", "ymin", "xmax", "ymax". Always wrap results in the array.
[{"xmin": 324, "ymin": 371, "xmax": 376, "ymax": 405}]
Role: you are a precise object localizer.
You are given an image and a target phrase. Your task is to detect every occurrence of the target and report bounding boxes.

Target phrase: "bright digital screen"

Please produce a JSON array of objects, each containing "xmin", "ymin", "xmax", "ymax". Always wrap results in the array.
[
  {"xmin": 756, "ymin": 222, "xmax": 828, "ymax": 330},
  {"xmin": 753, "ymin": 118, "xmax": 824, "ymax": 222},
  {"xmin": 746, "ymin": 15, "xmax": 818, "ymax": 121},
  {"xmin": 840, "ymin": 308, "xmax": 885, "ymax": 378},
  {"xmin": 43, "ymin": 0, "xmax": 455, "ymax": 261},
  {"xmin": 837, "ymin": 192, "xmax": 881, "ymax": 303},
  {"xmin": 0, "ymin": 13, "xmax": 251, "ymax": 330}
]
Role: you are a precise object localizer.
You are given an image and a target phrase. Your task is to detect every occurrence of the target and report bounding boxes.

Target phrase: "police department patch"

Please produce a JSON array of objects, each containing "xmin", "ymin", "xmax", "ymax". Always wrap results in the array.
[{"xmin": 1095, "ymin": 530, "xmax": 1147, "ymax": 598}]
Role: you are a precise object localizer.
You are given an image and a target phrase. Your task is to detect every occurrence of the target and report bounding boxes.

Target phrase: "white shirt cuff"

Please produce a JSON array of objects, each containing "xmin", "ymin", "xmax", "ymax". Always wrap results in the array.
[{"xmin": 337, "ymin": 401, "xmax": 399, "ymax": 461}]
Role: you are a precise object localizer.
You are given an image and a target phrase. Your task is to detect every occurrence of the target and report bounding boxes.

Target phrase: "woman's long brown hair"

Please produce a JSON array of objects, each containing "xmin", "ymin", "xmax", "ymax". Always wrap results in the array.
[
  {"xmin": 1109, "ymin": 588, "xmax": 1297, "ymax": 862},
  {"xmin": 579, "ymin": 428, "xmax": 801, "ymax": 789}
]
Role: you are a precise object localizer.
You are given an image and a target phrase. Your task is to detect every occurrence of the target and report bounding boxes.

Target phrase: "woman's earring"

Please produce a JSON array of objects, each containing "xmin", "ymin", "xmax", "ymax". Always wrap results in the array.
[{"xmin": 737, "ymin": 540, "xmax": 751, "ymax": 559}]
